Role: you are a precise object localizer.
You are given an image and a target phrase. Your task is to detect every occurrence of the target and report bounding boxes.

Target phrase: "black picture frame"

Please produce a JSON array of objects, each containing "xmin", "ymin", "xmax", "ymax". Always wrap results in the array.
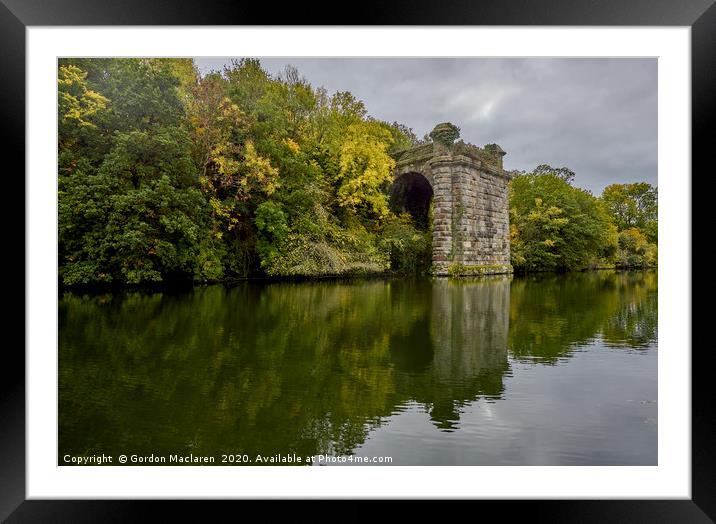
[{"xmin": 3, "ymin": 0, "xmax": 712, "ymax": 521}]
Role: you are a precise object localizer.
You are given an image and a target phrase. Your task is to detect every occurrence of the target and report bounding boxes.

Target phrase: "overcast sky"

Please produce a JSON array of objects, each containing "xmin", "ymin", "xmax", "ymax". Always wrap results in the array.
[{"xmin": 194, "ymin": 57, "xmax": 656, "ymax": 195}]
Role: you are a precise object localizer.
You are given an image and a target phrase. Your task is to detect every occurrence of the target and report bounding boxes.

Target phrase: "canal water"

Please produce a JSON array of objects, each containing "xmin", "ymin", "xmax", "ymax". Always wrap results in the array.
[{"xmin": 59, "ymin": 270, "xmax": 657, "ymax": 465}]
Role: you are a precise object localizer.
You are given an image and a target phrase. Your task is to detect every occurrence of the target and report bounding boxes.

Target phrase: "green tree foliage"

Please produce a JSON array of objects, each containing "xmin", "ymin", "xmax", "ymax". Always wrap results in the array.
[
  {"xmin": 379, "ymin": 213, "xmax": 433, "ymax": 274},
  {"xmin": 59, "ymin": 127, "xmax": 206, "ymax": 285},
  {"xmin": 614, "ymin": 227, "xmax": 658, "ymax": 268},
  {"xmin": 601, "ymin": 182, "xmax": 658, "ymax": 242},
  {"xmin": 599, "ymin": 182, "xmax": 658, "ymax": 268},
  {"xmin": 509, "ymin": 167, "xmax": 658, "ymax": 272},
  {"xmin": 532, "ymin": 163, "xmax": 576, "ymax": 184},
  {"xmin": 58, "ymin": 59, "xmax": 208, "ymax": 285},
  {"xmin": 58, "ymin": 58, "xmax": 422, "ymax": 285},
  {"xmin": 509, "ymin": 173, "xmax": 611, "ymax": 271},
  {"xmin": 57, "ymin": 65, "xmax": 109, "ymax": 167},
  {"xmin": 380, "ymin": 121, "xmax": 419, "ymax": 153}
]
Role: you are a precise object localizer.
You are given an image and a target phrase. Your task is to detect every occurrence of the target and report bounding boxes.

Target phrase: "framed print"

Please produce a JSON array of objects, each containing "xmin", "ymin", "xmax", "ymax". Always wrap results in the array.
[{"xmin": 4, "ymin": 0, "xmax": 713, "ymax": 521}]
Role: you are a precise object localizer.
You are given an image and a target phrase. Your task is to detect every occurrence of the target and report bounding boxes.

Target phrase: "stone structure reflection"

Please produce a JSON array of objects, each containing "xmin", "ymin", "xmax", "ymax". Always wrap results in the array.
[{"xmin": 394, "ymin": 277, "xmax": 511, "ymax": 430}]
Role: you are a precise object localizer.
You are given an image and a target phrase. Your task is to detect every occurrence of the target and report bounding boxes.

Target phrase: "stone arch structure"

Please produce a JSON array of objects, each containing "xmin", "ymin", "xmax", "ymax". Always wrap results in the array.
[{"xmin": 391, "ymin": 123, "xmax": 514, "ymax": 276}]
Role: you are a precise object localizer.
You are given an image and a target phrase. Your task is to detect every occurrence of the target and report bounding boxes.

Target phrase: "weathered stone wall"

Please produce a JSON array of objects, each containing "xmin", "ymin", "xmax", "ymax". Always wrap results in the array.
[{"xmin": 393, "ymin": 123, "xmax": 513, "ymax": 276}]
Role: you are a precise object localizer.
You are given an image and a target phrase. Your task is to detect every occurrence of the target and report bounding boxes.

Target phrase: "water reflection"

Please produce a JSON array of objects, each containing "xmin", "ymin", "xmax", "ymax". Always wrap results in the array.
[
  {"xmin": 411, "ymin": 278, "xmax": 510, "ymax": 430},
  {"xmin": 509, "ymin": 271, "xmax": 657, "ymax": 361},
  {"xmin": 59, "ymin": 270, "xmax": 657, "ymax": 465}
]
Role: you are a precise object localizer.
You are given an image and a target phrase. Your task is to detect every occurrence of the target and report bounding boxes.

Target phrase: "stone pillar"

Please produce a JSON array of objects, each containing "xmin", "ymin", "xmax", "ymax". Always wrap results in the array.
[
  {"xmin": 429, "ymin": 156, "xmax": 512, "ymax": 275},
  {"xmin": 429, "ymin": 161, "xmax": 454, "ymax": 274},
  {"xmin": 393, "ymin": 123, "xmax": 514, "ymax": 277}
]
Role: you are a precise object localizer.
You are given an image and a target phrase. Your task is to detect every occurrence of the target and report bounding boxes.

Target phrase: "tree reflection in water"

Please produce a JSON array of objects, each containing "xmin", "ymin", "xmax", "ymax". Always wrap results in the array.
[{"xmin": 59, "ymin": 270, "xmax": 657, "ymax": 464}]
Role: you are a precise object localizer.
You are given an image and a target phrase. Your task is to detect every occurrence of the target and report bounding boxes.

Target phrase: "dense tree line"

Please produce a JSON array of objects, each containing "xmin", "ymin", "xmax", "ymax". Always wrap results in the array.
[
  {"xmin": 58, "ymin": 58, "xmax": 656, "ymax": 285},
  {"xmin": 509, "ymin": 167, "xmax": 657, "ymax": 272},
  {"xmin": 58, "ymin": 58, "xmax": 425, "ymax": 285}
]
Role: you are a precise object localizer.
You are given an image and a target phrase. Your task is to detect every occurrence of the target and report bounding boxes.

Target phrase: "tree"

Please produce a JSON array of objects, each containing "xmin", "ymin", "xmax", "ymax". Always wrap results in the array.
[
  {"xmin": 615, "ymin": 227, "xmax": 657, "ymax": 268},
  {"xmin": 77, "ymin": 58, "xmax": 186, "ymax": 133},
  {"xmin": 57, "ymin": 65, "xmax": 110, "ymax": 172},
  {"xmin": 599, "ymin": 182, "xmax": 658, "ymax": 267},
  {"xmin": 532, "ymin": 164, "xmax": 576, "ymax": 184},
  {"xmin": 601, "ymin": 182, "xmax": 658, "ymax": 239},
  {"xmin": 58, "ymin": 66, "xmax": 109, "ymax": 152},
  {"xmin": 334, "ymin": 121, "xmax": 396, "ymax": 219},
  {"xmin": 509, "ymin": 173, "xmax": 610, "ymax": 271},
  {"xmin": 223, "ymin": 58, "xmax": 272, "ymax": 119},
  {"xmin": 60, "ymin": 126, "xmax": 207, "ymax": 284},
  {"xmin": 58, "ymin": 59, "xmax": 213, "ymax": 285},
  {"xmin": 379, "ymin": 121, "xmax": 419, "ymax": 153}
]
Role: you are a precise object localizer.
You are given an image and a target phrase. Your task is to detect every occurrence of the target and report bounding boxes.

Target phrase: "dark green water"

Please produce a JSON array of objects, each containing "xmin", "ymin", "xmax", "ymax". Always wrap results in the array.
[{"xmin": 59, "ymin": 270, "xmax": 657, "ymax": 466}]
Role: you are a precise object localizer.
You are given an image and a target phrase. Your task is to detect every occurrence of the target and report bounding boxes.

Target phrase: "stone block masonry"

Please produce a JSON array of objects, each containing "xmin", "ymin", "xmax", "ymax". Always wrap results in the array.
[{"xmin": 392, "ymin": 123, "xmax": 513, "ymax": 276}]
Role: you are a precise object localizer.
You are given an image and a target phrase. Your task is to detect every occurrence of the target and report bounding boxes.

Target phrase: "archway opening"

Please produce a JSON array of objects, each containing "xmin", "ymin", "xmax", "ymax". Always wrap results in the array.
[
  {"xmin": 386, "ymin": 172, "xmax": 434, "ymax": 274},
  {"xmin": 389, "ymin": 173, "xmax": 434, "ymax": 231}
]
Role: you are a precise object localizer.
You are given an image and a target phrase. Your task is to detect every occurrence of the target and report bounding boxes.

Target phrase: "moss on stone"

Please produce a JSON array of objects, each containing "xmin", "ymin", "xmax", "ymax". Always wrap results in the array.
[
  {"xmin": 429, "ymin": 122, "xmax": 460, "ymax": 146},
  {"xmin": 447, "ymin": 263, "xmax": 513, "ymax": 277},
  {"xmin": 392, "ymin": 143, "xmax": 433, "ymax": 165}
]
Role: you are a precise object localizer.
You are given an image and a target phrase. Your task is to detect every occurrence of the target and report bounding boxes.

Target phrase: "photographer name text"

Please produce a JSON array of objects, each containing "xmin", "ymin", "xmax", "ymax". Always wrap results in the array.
[{"xmin": 62, "ymin": 453, "xmax": 393, "ymax": 465}]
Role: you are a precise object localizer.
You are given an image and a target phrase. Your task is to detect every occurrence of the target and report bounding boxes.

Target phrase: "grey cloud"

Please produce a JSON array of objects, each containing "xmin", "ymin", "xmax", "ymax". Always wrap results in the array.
[{"xmin": 194, "ymin": 57, "xmax": 657, "ymax": 194}]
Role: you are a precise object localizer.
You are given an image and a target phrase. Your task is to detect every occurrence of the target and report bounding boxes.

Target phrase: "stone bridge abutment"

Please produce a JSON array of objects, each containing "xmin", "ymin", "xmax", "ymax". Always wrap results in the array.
[{"xmin": 392, "ymin": 123, "xmax": 514, "ymax": 276}]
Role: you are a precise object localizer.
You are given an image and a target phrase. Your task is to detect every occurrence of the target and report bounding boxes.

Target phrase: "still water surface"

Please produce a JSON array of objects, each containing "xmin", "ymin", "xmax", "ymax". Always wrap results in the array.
[{"xmin": 59, "ymin": 270, "xmax": 657, "ymax": 465}]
